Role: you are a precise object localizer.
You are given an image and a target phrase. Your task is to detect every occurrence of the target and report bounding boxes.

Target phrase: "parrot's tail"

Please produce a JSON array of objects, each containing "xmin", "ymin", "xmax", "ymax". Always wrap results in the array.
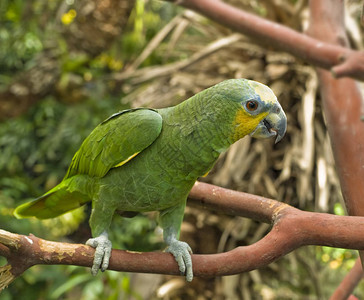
[{"xmin": 14, "ymin": 177, "xmax": 93, "ymax": 219}]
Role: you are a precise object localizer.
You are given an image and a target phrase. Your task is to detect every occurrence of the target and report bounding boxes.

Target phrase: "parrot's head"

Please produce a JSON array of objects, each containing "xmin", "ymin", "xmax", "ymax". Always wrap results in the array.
[{"xmin": 221, "ymin": 79, "xmax": 287, "ymax": 144}]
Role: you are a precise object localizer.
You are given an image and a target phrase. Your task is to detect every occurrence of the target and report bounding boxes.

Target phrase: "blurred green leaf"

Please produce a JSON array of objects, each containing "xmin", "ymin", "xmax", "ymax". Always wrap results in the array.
[
  {"xmin": 334, "ymin": 202, "xmax": 345, "ymax": 215},
  {"xmin": 51, "ymin": 273, "xmax": 91, "ymax": 299}
]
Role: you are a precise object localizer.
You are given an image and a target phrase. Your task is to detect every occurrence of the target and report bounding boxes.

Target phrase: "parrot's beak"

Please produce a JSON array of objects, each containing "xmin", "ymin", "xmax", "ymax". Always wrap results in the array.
[{"xmin": 250, "ymin": 103, "xmax": 287, "ymax": 143}]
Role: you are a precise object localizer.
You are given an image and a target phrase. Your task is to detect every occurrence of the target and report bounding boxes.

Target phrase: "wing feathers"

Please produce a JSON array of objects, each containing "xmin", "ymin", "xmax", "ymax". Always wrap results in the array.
[{"xmin": 64, "ymin": 108, "xmax": 162, "ymax": 179}]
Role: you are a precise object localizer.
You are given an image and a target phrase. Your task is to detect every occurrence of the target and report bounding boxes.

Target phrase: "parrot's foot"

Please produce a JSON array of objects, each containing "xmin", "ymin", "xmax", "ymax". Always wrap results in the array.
[
  {"xmin": 86, "ymin": 231, "xmax": 112, "ymax": 276},
  {"xmin": 166, "ymin": 240, "xmax": 193, "ymax": 282}
]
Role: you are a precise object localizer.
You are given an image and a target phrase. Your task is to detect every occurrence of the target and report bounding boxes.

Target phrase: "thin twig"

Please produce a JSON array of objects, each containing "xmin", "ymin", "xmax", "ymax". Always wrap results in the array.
[
  {"xmin": 126, "ymin": 13, "xmax": 184, "ymax": 71},
  {"xmin": 113, "ymin": 33, "xmax": 243, "ymax": 84}
]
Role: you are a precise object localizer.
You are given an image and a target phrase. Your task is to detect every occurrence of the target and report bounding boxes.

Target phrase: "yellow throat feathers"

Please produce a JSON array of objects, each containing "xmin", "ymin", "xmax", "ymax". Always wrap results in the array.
[{"xmin": 231, "ymin": 109, "xmax": 268, "ymax": 142}]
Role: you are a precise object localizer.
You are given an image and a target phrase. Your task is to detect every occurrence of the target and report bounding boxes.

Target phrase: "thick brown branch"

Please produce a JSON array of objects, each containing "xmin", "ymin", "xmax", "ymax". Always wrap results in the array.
[
  {"xmin": 307, "ymin": 0, "xmax": 364, "ymax": 294},
  {"xmin": 309, "ymin": 0, "xmax": 364, "ymax": 255},
  {"xmin": 2, "ymin": 182, "xmax": 364, "ymax": 290},
  {"xmin": 166, "ymin": 0, "xmax": 364, "ymax": 81},
  {"xmin": 189, "ymin": 181, "xmax": 281, "ymax": 223}
]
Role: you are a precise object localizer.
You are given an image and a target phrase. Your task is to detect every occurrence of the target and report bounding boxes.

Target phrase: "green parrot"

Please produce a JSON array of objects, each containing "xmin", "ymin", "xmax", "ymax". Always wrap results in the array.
[{"xmin": 14, "ymin": 79, "xmax": 286, "ymax": 281}]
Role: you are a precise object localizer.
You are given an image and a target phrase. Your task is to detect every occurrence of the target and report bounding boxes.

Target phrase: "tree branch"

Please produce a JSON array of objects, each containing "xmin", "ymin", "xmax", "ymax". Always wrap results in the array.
[
  {"xmin": 307, "ymin": 0, "xmax": 364, "ymax": 294},
  {"xmin": 2, "ymin": 182, "xmax": 364, "ymax": 290},
  {"xmin": 330, "ymin": 258, "xmax": 363, "ymax": 300},
  {"xmin": 166, "ymin": 0, "xmax": 364, "ymax": 81}
]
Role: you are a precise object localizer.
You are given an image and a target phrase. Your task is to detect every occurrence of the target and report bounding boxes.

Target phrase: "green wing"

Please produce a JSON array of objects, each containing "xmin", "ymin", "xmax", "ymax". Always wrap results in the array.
[
  {"xmin": 64, "ymin": 108, "xmax": 163, "ymax": 179},
  {"xmin": 14, "ymin": 108, "xmax": 163, "ymax": 219}
]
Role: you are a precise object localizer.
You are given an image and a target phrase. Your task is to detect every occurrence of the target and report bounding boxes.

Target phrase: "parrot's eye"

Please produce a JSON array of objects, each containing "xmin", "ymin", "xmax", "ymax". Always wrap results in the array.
[{"xmin": 246, "ymin": 100, "xmax": 258, "ymax": 111}]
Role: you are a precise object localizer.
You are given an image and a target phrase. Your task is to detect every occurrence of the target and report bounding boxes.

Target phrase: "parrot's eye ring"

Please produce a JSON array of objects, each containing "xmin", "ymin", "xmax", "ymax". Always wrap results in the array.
[{"xmin": 246, "ymin": 100, "xmax": 258, "ymax": 111}]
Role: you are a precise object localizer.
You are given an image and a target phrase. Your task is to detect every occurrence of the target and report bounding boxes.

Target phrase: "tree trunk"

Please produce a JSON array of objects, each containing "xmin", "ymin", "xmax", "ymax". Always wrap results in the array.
[{"xmin": 307, "ymin": 0, "xmax": 364, "ymax": 274}]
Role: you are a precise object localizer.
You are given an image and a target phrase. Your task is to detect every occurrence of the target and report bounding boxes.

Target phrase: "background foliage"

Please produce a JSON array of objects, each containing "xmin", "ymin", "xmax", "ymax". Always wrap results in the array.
[{"xmin": 1, "ymin": 0, "xmax": 363, "ymax": 299}]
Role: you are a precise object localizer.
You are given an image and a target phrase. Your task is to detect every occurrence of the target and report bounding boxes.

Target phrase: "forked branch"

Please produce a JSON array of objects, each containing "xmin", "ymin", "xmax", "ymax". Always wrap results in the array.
[
  {"xmin": 2, "ymin": 182, "xmax": 364, "ymax": 291},
  {"xmin": 166, "ymin": 0, "xmax": 364, "ymax": 81}
]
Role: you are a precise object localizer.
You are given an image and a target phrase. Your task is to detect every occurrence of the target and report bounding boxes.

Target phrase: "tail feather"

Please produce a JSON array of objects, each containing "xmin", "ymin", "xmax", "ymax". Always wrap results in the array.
[{"xmin": 14, "ymin": 178, "xmax": 92, "ymax": 219}]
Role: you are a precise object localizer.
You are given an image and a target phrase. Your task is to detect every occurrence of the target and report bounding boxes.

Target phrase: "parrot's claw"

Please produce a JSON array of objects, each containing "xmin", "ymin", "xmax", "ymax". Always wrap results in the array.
[
  {"xmin": 166, "ymin": 240, "xmax": 193, "ymax": 282},
  {"xmin": 86, "ymin": 231, "xmax": 112, "ymax": 276}
]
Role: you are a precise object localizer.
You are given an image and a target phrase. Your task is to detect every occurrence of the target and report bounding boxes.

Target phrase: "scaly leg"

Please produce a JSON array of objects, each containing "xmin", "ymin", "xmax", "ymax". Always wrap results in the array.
[
  {"xmin": 86, "ymin": 198, "xmax": 115, "ymax": 275},
  {"xmin": 159, "ymin": 199, "xmax": 193, "ymax": 282},
  {"xmin": 86, "ymin": 231, "xmax": 112, "ymax": 275}
]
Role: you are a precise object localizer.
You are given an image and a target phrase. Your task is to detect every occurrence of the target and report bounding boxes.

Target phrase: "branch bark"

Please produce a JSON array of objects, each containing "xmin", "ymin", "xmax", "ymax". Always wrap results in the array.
[
  {"xmin": 3, "ymin": 182, "xmax": 364, "ymax": 290},
  {"xmin": 166, "ymin": 0, "xmax": 364, "ymax": 81}
]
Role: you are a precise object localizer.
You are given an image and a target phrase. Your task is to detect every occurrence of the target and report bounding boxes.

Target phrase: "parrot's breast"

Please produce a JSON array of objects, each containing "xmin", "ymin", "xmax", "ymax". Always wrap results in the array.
[{"xmin": 98, "ymin": 157, "xmax": 196, "ymax": 212}]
